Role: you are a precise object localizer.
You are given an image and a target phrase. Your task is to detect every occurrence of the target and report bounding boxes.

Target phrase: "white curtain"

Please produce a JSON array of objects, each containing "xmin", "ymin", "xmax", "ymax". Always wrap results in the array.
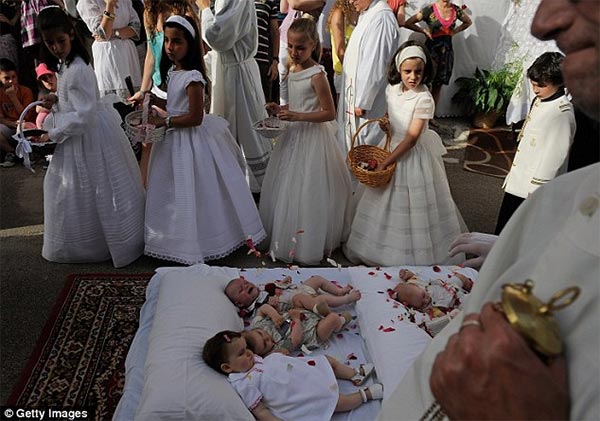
[{"xmin": 494, "ymin": 0, "xmax": 560, "ymax": 124}]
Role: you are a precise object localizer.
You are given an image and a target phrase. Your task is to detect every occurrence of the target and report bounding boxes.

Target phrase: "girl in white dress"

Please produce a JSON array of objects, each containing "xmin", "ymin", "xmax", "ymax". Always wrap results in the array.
[
  {"xmin": 144, "ymin": 15, "xmax": 265, "ymax": 265},
  {"xmin": 261, "ymin": 18, "xmax": 352, "ymax": 265},
  {"xmin": 37, "ymin": 7, "xmax": 145, "ymax": 268},
  {"xmin": 203, "ymin": 330, "xmax": 383, "ymax": 420},
  {"xmin": 344, "ymin": 41, "xmax": 466, "ymax": 266},
  {"xmin": 77, "ymin": 0, "xmax": 142, "ymax": 101}
]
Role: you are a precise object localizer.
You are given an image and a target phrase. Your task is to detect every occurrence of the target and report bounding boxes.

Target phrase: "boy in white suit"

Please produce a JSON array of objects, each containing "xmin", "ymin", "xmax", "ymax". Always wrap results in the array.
[{"xmin": 495, "ymin": 52, "xmax": 576, "ymax": 234}]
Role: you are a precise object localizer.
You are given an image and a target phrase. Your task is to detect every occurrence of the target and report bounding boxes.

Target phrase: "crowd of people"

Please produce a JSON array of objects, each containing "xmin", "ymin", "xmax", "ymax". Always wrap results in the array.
[{"xmin": 0, "ymin": 0, "xmax": 591, "ymax": 271}]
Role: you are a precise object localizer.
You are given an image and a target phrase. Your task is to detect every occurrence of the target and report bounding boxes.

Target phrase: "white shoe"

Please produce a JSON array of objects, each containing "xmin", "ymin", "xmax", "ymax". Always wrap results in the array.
[
  {"xmin": 351, "ymin": 363, "xmax": 375, "ymax": 386},
  {"xmin": 360, "ymin": 383, "xmax": 384, "ymax": 403}
]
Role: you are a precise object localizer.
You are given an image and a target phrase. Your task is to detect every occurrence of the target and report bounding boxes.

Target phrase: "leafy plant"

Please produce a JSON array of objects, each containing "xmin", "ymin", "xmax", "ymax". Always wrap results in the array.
[{"xmin": 452, "ymin": 61, "xmax": 522, "ymax": 116}]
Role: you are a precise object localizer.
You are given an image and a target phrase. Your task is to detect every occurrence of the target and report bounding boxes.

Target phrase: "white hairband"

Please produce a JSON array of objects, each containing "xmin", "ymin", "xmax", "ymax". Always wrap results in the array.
[
  {"xmin": 165, "ymin": 15, "xmax": 196, "ymax": 39},
  {"xmin": 395, "ymin": 45, "xmax": 427, "ymax": 70}
]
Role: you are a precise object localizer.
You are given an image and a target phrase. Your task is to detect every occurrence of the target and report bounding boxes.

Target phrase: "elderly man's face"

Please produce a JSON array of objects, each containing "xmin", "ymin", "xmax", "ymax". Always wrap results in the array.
[
  {"xmin": 351, "ymin": 0, "xmax": 372, "ymax": 13},
  {"xmin": 532, "ymin": 0, "xmax": 600, "ymax": 120}
]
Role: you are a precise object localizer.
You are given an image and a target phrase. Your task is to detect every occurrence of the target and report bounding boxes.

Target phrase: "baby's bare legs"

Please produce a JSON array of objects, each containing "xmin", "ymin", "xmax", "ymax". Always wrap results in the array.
[
  {"xmin": 304, "ymin": 276, "xmax": 352, "ymax": 296},
  {"xmin": 325, "ymin": 355, "xmax": 357, "ymax": 379},
  {"xmin": 316, "ymin": 313, "xmax": 351, "ymax": 341},
  {"xmin": 293, "ymin": 294, "xmax": 332, "ymax": 316},
  {"xmin": 325, "ymin": 356, "xmax": 374, "ymax": 412}
]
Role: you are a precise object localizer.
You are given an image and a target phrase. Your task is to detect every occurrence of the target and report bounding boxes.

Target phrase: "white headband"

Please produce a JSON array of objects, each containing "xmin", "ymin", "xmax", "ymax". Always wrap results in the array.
[
  {"xmin": 395, "ymin": 45, "xmax": 427, "ymax": 70},
  {"xmin": 165, "ymin": 15, "xmax": 196, "ymax": 39}
]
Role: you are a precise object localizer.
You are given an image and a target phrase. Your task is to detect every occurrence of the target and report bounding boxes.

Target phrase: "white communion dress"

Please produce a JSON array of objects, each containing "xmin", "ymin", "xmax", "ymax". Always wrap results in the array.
[
  {"xmin": 42, "ymin": 57, "xmax": 145, "ymax": 268},
  {"xmin": 229, "ymin": 354, "xmax": 339, "ymax": 421},
  {"xmin": 144, "ymin": 69, "xmax": 266, "ymax": 265},
  {"xmin": 344, "ymin": 83, "xmax": 466, "ymax": 266},
  {"xmin": 259, "ymin": 65, "xmax": 352, "ymax": 265},
  {"xmin": 77, "ymin": 0, "xmax": 142, "ymax": 100}
]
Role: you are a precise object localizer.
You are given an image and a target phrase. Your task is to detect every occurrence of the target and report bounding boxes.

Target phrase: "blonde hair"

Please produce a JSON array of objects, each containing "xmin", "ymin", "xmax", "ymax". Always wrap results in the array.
[
  {"xmin": 287, "ymin": 17, "xmax": 321, "ymax": 66},
  {"xmin": 327, "ymin": 0, "xmax": 355, "ymax": 27}
]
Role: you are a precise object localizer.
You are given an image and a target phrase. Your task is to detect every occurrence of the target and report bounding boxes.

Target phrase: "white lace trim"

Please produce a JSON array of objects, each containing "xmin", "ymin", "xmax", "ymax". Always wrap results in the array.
[{"xmin": 144, "ymin": 232, "xmax": 267, "ymax": 265}]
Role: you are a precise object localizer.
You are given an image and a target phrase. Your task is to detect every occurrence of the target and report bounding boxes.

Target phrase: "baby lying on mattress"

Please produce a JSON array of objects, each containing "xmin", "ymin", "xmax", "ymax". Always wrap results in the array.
[
  {"xmin": 225, "ymin": 274, "xmax": 361, "ymax": 318},
  {"xmin": 203, "ymin": 330, "xmax": 384, "ymax": 421},
  {"xmin": 389, "ymin": 268, "xmax": 475, "ymax": 336}
]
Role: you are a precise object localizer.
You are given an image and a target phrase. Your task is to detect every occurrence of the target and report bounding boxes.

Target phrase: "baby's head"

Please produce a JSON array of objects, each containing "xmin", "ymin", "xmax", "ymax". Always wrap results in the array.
[
  {"xmin": 225, "ymin": 277, "xmax": 259, "ymax": 309},
  {"xmin": 203, "ymin": 330, "xmax": 255, "ymax": 374},
  {"xmin": 243, "ymin": 328, "xmax": 275, "ymax": 356},
  {"xmin": 394, "ymin": 283, "xmax": 432, "ymax": 311}
]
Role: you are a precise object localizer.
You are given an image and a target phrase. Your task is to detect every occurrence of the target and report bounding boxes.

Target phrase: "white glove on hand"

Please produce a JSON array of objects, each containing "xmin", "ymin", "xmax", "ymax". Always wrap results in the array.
[{"xmin": 448, "ymin": 232, "xmax": 498, "ymax": 269}]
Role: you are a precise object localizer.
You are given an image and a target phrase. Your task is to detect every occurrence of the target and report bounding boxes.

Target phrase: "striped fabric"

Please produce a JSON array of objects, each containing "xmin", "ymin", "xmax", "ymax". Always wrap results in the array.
[
  {"xmin": 20, "ymin": 0, "xmax": 51, "ymax": 47},
  {"xmin": 254, "ymin": 0, "xmax": 279, "ymax": 64}
]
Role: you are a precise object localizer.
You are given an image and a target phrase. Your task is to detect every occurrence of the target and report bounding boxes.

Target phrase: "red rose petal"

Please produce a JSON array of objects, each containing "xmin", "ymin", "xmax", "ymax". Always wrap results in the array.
[
  {"xmin": 384, "ymin": 272, "xmax": 392, "ymax": 280},
  {"xmin": 433, "ymin": 266, "xmax": 441, "ymax": 272},
  {"xmin": 297, "ymin": 353, "xmax": 304, "ymax": 357},
  {"xmin": 377, "ymin": 290, "xmax": 384, "ymax": 294},
  {"xmin": 375, "ymin": 266, "xmax": 381, "ymax": 271},
  {"xmin": 368, "ymin": 272, "xmax": 376, "ymax": 276},
  {"xmin": 347, "ymin": 353, "xmax": 358, "ymax": 360},
  {"xmin": 378, "ymin": 325, "xmax": 384, "ymax": 330},
  {"xmin": 307, "ymin": 360, "xmax": 316, "ymax": 366},
  {"xmin": 337, "ymin": 333, "xmax": 344, "ymax": 339},
  {"xmin": 382, "ymin": 327, "xmax": 396, "ymax": 332}
]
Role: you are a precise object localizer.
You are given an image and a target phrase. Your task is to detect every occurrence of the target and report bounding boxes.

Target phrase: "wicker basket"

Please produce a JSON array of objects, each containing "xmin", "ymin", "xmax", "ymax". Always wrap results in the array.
[
  {"xmin": 124, "ymin": 110, "xmax": 166, "ymax": 144},
  {"xmin": 347, "ymin": 118, "xmax": 396, "ymax": 188}
]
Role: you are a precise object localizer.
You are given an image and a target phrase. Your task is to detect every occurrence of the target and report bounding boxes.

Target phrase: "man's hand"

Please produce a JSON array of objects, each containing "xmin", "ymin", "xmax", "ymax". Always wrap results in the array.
[
  {"xmin": 268, "ymin": 61, "xmax": 278, "ymax": 81},
  {"xmin": 448, "ymin": 232, "xmax": 498, "ymax": 269},
  {"xmin": 430, "ymin": 303, "xmax": 570, "ymax": 420}
]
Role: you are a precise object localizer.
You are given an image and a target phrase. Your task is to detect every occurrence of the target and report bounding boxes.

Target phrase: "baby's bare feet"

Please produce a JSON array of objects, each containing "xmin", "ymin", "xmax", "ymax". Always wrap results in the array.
[
  {"xmin": 336, "ymin": 285, "xmax": 353, "ymax": 295},
  {"xmin": 345, "ymin": 290, "xmax": 361, "ymax": 304}
]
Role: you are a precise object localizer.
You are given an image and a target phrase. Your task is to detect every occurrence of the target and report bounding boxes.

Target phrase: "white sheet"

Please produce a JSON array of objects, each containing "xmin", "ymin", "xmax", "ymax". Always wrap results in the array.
[
  {"xmin": 114, "ymin": 267, "xmax": 381, "ymax": 421},
  {"xmin": 349, "ymin": 265, "xmax": 478, "ymax": 400}
]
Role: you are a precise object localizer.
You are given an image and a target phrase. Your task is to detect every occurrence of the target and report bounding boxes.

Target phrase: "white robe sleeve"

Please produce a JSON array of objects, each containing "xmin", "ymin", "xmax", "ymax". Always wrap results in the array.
[
  {"xmin": 354, "ymin": 16, "xmax": 399, "ymax": 111},
  {"xmin": 201, "ymin": 0, "xmax": 255, "ymax": 52},
  {"xmin": 76, "ymin": 0, "xmax": 105, "ymax": 36},
  {"xmin": 531, "ymin": 107, "xmax": 575, "ymax": 186},
  {"xmin": 48, "ymin": 64, "xmax": 98, "ymax": 144}
]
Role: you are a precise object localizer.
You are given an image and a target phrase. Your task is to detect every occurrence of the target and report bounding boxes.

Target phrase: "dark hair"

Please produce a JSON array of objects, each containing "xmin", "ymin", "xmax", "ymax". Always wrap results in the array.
[
  {"xmin": 37, "ymin": 7, "xmax": 90, "ymax": 70},
  {"xmin": 159, "ymin": 15, "xmax": 208, "ymax": 89},
  {"xmin": 388, "ymin": 40, "xmax": 434, "ymax": 86},
  {"xmin": 202, "ymin": 330, "xmax": 242, "ymax": 374},
  {"xmin": 288, "ymin": 17, "xmax": 321, "ymax": 64},
  {"xmin": 0, "ymin": 58, "xmax": 17, "ymax": 73},
  {"xmin": 527, "ymin": 52, "xmax": 565, "ymax": 87}
]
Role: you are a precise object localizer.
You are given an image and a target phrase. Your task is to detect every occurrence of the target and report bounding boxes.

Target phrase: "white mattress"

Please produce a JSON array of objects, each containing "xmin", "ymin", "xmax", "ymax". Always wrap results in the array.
[
  {"xmin": 114, "ymin": 265, "xmax": 477, "ymax": 420},
  {"xmin": 114, "ymin": 267, "xmax": 378, "ymax": 421}
]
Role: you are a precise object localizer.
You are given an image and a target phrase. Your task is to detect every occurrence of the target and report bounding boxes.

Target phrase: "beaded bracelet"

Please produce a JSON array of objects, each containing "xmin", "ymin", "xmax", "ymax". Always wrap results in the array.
[{"xmin": 103, "ymin": 10, "xmax": 115, "ymax": 20}]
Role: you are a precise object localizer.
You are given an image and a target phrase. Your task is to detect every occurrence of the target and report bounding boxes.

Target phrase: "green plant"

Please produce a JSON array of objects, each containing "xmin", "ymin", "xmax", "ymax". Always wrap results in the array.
[{"xmin": 452, "ymin": 61, "xmax": 523, "ymax": 116}]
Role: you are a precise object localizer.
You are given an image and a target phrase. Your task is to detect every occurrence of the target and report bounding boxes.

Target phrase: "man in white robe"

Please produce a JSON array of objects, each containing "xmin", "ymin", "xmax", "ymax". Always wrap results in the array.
[
  {"xmin": 336, "ymin": 0, "xmax": 400, "ymax": 154},
  {"xmin": 199, "ymin": 0, "xmax": 272, "ymax": 192},
  {"xmin": 377, "ymin": 0, "xmax": 600, "ymax": 418}
]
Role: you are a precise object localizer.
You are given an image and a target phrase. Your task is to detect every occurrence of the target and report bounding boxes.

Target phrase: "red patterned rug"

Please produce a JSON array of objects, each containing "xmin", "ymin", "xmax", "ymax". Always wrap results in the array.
[
  {"xmin": 7, "ymin": 273, "xmax": 152, "ymax": 420},
  {"xmin": 463, "ymin": 128, "xmax": 517, "ymax": 178}
]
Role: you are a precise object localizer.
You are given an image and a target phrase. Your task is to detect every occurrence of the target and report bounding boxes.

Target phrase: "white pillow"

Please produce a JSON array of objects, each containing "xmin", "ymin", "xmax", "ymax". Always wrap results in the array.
[{"xmin": 135, "ymin": 264, "xmax": 253, "ymax": 420}]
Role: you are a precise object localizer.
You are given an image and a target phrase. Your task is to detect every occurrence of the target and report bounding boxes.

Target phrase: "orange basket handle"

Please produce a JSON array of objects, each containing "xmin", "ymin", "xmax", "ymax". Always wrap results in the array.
[{"xmin": 349, "ymin": 118, "xmax": 392, "ymax": 153}]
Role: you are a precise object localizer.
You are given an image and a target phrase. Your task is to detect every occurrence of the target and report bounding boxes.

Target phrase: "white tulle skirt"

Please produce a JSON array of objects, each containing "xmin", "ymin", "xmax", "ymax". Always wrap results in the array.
[
  {"xmin": 259, "ymin": 120, "xmax": 352, "ymax": 265},
  {"xmin": 344, "ymin": 130, "xmax": 466, "ymax": 266},
  {"xmin": 144, "ymin": 115, "xmax": 265, "ymax": 265}
]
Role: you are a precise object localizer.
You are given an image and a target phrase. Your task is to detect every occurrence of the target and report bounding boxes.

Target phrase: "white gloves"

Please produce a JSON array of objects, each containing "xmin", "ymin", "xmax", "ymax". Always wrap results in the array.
[{"xmin": 448, "ymin": 232, "xmax": 498, "ymax": 269}]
